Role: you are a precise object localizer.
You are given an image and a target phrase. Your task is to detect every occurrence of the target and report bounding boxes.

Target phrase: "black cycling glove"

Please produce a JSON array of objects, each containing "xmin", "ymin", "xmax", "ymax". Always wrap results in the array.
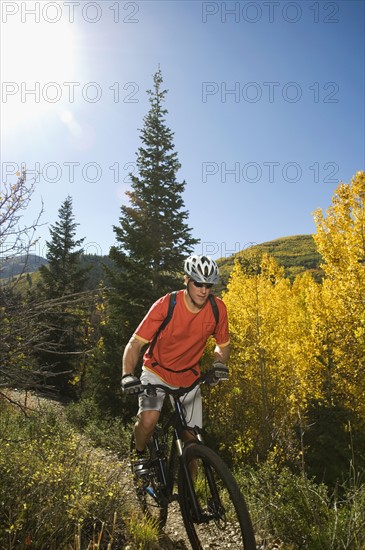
[
  {"xmin": 206, "ymin": 362, "xmax": 229, "ymax": 386},
  {"xmin": 121, "ymin": 374, "xmax": 141, "ymax": 394}
]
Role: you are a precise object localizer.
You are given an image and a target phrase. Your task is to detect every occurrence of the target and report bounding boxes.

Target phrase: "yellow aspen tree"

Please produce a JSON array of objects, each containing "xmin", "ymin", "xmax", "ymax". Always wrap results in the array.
[
  {"xmin": 291, "ymin": 272, "xmax": 331, "ymax": 403},
  {"xmin": 210, "ymin": 253, "xmax": 313, "ymax": 464},
  {"xmin": 290, "ymin": 272, "xmax": 335, "ymax": 472},
  {"xmin": 203, "ymin": 258, "xmax": 256, "ymax": 460},
  {"xmin": 313, "ymin": 171, "xmax": 365, "ymax": 416}
]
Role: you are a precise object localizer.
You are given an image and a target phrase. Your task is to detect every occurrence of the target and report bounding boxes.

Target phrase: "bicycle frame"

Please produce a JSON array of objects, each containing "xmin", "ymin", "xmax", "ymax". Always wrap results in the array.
[
  {"xmin": 132, "ymin": 368, "xmax": 257, "ymax": 549},
  {"xmin": 141, "ymin": 376, "xmax": 218, "ymax": 523}
]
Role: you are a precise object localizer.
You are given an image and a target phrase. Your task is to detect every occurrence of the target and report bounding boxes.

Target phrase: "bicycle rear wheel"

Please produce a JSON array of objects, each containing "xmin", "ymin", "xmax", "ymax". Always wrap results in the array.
[
  {"xmin": 130, "ymin": 433, "xmax": 168, "ymax": 528},
  {"xmin": 178, "ymin": 444, "xmax": 256, "ymax": 549}
]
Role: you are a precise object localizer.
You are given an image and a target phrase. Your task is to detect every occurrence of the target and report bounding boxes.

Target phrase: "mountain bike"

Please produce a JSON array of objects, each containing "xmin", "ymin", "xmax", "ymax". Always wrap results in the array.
[{"xmin": 128, "ymin": 366, "xmax": 256, "ymax": 549}]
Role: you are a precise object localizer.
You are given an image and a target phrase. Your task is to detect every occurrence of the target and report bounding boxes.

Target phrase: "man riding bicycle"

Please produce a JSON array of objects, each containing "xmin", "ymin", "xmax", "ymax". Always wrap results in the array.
[{"xmin": 121, "ymin": 254, "xmax": 230, "ymax": 473}]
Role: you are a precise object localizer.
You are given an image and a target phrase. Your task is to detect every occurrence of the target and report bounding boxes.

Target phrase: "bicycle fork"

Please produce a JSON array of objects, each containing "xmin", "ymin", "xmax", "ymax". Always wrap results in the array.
[
  {"xmin": 175, "ymin": 435, "xmax": 205, "ymax": 524},
  {"xmin": 178, "ymin": 439, "xmax": 225, "ymax": 523}
]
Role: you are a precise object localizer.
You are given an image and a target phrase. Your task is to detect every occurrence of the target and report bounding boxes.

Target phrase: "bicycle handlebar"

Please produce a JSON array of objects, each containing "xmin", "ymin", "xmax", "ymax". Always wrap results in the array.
[{"xmin": 138, "ymin": 365, "xmax": 229, "ymax": 397}]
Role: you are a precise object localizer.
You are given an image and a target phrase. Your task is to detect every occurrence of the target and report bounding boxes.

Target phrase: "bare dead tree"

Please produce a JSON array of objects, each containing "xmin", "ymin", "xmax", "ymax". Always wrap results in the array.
[
  {"xmin": 0, "ymin": 169, "xmax": 48, "ymax": 397},
  {"xmin": 0, "ymin": 168, "xmax": 44, "ymax": 285},
  {"xmin": 0, "ymin": 283, "xmax": 104, "ymax": 398},
  {"xmin": 1, "ymin": 173, "xmax": 106, "ymax": 400}
]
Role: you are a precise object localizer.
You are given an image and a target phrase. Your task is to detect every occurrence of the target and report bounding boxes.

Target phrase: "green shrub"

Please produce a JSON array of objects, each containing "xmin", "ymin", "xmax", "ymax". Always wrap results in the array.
[
  {"xmin": 65, "ymin": 397, "xmax": 101, "ymax": 430},
  {"xmin": 125, "ymin": 513, "xmax": 160, "ymax": 549},
  {"xmin": 0, "ymin": 399, "xmax": 129, "ymax": 549},
  {"xmin": 65, "ymin": 398, "xmax": 131, "ymax": 456},
  {"xmin": 237, "ymin": 461, "xmax": 365, "ymax": 549}
]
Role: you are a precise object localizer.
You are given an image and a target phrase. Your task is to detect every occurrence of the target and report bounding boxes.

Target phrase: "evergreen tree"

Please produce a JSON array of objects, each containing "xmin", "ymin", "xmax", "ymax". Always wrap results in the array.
[
  {"xmin": 108, "ymin": 68, "xmax": 198, "ymax": 339},
  {"xmin": 94, "ymin": 69, "xmax": 198, "ymax": 415},
  {"xmin": 39, "ymin": 195, "xmax": 89, "ymax": 298},
  {"xmin": 36, "ymin": 196, "xmax": 91, "ymax": 394}
]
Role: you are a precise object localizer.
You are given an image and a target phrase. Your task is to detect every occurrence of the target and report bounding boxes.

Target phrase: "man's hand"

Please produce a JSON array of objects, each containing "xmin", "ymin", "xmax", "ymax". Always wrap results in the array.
[
  {"xmin": 205, "ymin": 362, "xmax": 229, "ymax": 386},
  {"xmin": 212, "ymin": 361, "xmax": 229, "ymax": 380},
  {"xmin": 121, "ymin": 374, "xmax": 141, "ymax": 394}
]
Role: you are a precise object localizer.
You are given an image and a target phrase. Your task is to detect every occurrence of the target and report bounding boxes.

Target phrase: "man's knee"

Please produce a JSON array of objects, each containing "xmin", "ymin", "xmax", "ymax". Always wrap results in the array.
[{"xmin": 136, "ymin": 410, "xmax": 160, "ymax": 435}]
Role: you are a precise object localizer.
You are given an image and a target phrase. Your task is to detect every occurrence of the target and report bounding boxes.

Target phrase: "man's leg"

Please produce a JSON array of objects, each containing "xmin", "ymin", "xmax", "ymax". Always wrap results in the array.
[
  {"xmin": 179, "ymin": 386, "xmax": 203, "ymax": 478},
  {"xmin": 135, "ymin": 368, "xmax": 166, "ymax": 453},
  {"xmin": 134, "ymin": 409, "xmax": 160, "ymax": 452}
]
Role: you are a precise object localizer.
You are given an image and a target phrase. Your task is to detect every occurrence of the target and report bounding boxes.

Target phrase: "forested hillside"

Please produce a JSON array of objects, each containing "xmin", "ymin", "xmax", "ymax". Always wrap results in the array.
[
  {"xmin": 0, "ymin": 253, "xmax": 114, "ymax": 292},
  {"xmin": 217, "ymin": 234, "xmax": 323, "ymax": 290},
  {"xmin": 0, "ymin": 253, "xmax": 48, "ymax": 280},
  {"xmin": 0, "ymin": 234, "xmax": 322, "ymax": 291}
]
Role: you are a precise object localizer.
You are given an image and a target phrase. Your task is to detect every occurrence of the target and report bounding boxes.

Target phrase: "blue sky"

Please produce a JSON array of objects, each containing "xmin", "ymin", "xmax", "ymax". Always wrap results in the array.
[{"xmin": 1, "ymin": 0, "xmax": 364, "ymax": 260}]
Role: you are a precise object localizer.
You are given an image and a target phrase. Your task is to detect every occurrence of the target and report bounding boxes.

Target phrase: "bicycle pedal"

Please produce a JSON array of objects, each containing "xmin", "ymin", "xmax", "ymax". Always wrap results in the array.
[{"xmin": 132, "ymin": 457, "xmax": 150, "ymax": 477}]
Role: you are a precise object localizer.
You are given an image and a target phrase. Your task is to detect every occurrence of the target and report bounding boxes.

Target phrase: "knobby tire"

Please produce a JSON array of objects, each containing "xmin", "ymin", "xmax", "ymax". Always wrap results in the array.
[{"xmin": 178, "ymin": 444, "xmax": 256, "ymax": 550}]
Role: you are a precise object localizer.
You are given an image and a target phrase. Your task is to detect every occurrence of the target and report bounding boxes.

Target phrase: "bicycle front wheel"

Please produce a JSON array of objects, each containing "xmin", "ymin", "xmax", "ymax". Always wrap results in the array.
[{"xmin": 178, "ymin": 444, "xmax": 256, "ymax": 549}]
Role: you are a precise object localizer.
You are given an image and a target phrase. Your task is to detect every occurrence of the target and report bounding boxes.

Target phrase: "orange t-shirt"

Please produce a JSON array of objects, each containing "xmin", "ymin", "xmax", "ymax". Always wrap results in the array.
[{"xmin": 134, "ymin": 289, "xmax": 230, "ymax": 387}]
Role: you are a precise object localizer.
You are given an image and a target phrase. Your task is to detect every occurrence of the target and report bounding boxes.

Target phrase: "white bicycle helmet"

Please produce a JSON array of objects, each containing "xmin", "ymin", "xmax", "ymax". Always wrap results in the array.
[{"xmin": 184, "ymin": 255, "xmax": 219, "ymax": 285}]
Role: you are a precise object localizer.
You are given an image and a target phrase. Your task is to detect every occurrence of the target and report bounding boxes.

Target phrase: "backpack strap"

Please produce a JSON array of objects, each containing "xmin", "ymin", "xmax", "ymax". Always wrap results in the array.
[
  {"xmin": 208, "ymin": 294, "xmax": 219, "ymax": 326},
  {"xmin": 147, "ymin": 291, "xmax": 177, "ymax": 358}
]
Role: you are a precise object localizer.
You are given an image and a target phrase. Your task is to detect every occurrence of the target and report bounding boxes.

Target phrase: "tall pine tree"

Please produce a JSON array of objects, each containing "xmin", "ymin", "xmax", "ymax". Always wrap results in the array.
[
  {"xmin": 93, "ymin": 69, "xmax": 199, "ymax": 414},
  {"xmin": 108, "ymin": 68, "xmax": 198, "ymax": 338},
  {"xmin": 39, "ymin": 195, "xmax": 89, "ymax": 298},
  {"xmin": 36, "ymin": 196, "xmax": 91, "ymax": 394}
]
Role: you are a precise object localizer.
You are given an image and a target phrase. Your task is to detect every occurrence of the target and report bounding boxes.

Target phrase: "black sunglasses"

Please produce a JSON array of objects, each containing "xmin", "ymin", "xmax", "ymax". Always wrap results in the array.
[{"xmin": 191, "ymin": 280, "xmax": 213, "ymax": 289}]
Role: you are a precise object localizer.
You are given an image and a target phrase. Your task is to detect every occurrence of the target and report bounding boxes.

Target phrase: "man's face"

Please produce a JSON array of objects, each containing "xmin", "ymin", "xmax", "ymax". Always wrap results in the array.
[{"xmin": 187, "ymin": 278, "xmax": 213, "ymax": 307}]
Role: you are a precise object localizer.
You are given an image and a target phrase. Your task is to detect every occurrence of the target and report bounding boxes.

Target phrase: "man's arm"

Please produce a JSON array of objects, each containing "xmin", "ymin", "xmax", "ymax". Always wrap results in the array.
[
  {"xmin": 122, "ymin": 335, "xmax": 146, "ymax": 377},
  {"xmin": 213, "ymin": 343, "xmax": 230, "ymax": 364}
]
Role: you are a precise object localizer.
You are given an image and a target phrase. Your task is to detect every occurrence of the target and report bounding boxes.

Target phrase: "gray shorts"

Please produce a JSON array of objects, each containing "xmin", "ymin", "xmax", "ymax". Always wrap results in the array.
[{"xmin": 138, "ymin": 367, "xmax": 202, "ymax": 429}]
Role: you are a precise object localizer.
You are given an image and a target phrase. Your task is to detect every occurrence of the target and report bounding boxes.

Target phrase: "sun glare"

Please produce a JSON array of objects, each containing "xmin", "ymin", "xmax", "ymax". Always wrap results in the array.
[{"xmin": 1, "ymin": 11, "xmax": 78, "ymax": 134}]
